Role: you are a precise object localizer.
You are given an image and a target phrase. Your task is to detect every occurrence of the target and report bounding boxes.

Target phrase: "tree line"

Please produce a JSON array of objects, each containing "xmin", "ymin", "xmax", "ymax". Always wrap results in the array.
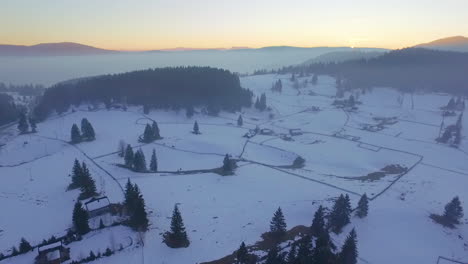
[{"xmin": 34, "ymin": 67, "xmax": 253, "ymax": 120}]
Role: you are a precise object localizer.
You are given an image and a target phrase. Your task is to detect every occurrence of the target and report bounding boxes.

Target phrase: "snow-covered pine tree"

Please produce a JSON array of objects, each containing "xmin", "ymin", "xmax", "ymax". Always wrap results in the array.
[
  {"xmin": 71, "ymin": 124, "xmax": 81, "ymax": 144},
  {"xmin": 270, "ymin": 207, "xmax": 287, "ymax": 238},
  {"xmin": 236, "ymin": 242, "xmax": 249, "ymax": 264},
  {"xmin": 124, "ymin": 145, "xmax": 134, "ymax": 168},
  {"xmin": 72, "ymin": 201, "xmax": 90, "ymax": 235},
  {"xmin": 311, "ymin": 205, "xmax": 326, "ymax": 237},
  {"xmin": 164, "ymin": 204, "xmax": 190, "ymax": 248},
  {"xmin": 152, "ymin": 121, "xmax": 160, "ymax": 139},
  {"xmin": 17, "ymin": 112, "xmax": 29, "ymax": 134},
  {"xmin": 338, "ymin": 229, "xmax": 358, "ymax": 264},
  {"xmin": 237, "ymin": 115, "xmax": 243, "ymax": 126},
  {"xmin": 444, "ymin": 196, "xmax": 463, "ymax": 225},
  {"xmin": 356, "ymin": 194, "xmax": 369, "ymax": 218},
  {"xmin": 193, "ymin": 121, "xmax": 200, "ymax": 134},
  {"xmin": 150, "ymin": 149, "xmax": 158, "ymax": 172}
]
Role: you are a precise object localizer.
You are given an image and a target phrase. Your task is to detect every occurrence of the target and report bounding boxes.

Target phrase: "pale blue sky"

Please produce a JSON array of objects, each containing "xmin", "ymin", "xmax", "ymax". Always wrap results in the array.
[{"xmin": 1, "ymin": 0, "xmax": 467, "ymax": 50}]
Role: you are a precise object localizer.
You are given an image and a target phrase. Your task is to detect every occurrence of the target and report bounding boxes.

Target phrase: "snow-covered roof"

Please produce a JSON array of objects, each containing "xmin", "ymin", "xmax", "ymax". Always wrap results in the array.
[
  {"xmin": 38, "ymin": 241, "xmax": 62, "ymax": 253},
  {"xmin": 46, "ymin": 249, "xmax": 60, "ymax": 260},
  {"xmin": 85, "ymin": 197, "xmax": 110, "ymax": 212}
]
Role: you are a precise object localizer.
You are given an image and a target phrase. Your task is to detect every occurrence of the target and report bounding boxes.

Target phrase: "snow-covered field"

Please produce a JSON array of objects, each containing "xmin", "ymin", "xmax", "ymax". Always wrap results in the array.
[{"xmin": 1, "ymin": 73, "xmax": 468, "ymax": 264}]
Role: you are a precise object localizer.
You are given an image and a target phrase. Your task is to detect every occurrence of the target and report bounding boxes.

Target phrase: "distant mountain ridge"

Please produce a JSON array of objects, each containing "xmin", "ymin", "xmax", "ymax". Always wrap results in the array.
[
  {"xmin": 415, "ymin": 36, "xmax": 468, "ymax": 52},
  {"xmin": 0, "ymin": 42, "xmax": 117, "ymax": 56}
]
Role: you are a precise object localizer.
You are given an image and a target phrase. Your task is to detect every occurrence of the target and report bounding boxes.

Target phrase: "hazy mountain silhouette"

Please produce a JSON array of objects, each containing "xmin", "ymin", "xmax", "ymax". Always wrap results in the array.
[
  {"xmin": 0, "ymin": 42, "xmax": 117, "ymax": 56},
  {"xmin": 301, "ymin": 50, "xmax": 387, "ymax": 65},
  {"xmin": 416, "ymin": 36, "xmax": 468, "ymax": 52}
]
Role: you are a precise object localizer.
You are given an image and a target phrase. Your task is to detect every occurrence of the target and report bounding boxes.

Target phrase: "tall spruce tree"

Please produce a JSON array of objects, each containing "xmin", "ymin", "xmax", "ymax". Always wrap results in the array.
[
  {"xmin": 265, "ymin": 245, "xmax": 283, "ymax": 264},
  {"xmin": 73, "ymin": 201, "xmax": 90, "ymax": 235},
  {"xmin": 133, "ymin": 149, "xmax": 147, "ymax": 172},
  {"xmin": 237, "ymin": 115, "xmax": 243, "ymax": 126},
  {"xmin": 152, "ymin": 121, "xmax": 160, "ymax": 139},
  {"xmin": 150, "ymin": 149, "xmax": 158, "ymax": 172},
  {"xmin": 236, "ymin": 242, "xmax": 249, "ymax": 264},
  {"xmin": 19, "ymin": 238, "xmax": 32, "ymax": 253},
  {"xmin": 71, "ymin": 124, "xmax": 81, "ymax": 144},
  {"xmin": 17, "ymin": 112, "xmax": 29, "ymax": 134},
  {"xmin": 193, "ymin": 121, "xmax": 200, "ymax": 134},
  {"xmin": 296, "ymin": 235, "xmax": 313, "ymax": 264},
  {"xmin": 29, "ymin": 118, "xmax": 37, "ymax": 133},
  {"xmin": 69, "ymin": 159, "xmax": 83, "ymax": 190},
  {"xmin": 81, "ymin": 118, "xmax": 95, "ymax": 141},
  {"xmin": 329, "ymin": 194, "xmax": 352, "ymax": 234},
  {"xmin": 312, "ymin": 229, "xmax": 336, "ymax": 264},
  {"xmin": 79, "ymin": 163, "xmax": 97, "ymax": 200},
  {"xmin": 285, "ymin": 243, "xmax": 297, "ymax": 264},
  {"xmin": 311, "ymin": 205, "xmax": 326, "ymax": 237},
  {"xmin": 124, "ymin": 145, "xmax": 134, "ymax": 168},
  {"xmin": 356, "ymin": 194, "xmax": 369, "ymax": 218},
  {"xmin": 270, "ymin": 207, "xmax": 287, "ymax": 238},
  {"xmin": 444, "ymin": 196, "xmax": 463, "ymax": 225},
  {"xmin": 338, "ymin": 229, "xmax": 358, "ymax": 264},
  {"xmin": 223, "ymin": 154, "xmax": 233, "ymax": 172},
  {"xmin": 186, "ymin": 105, "xmax": 195, "ymax": 118},
  {"xmin": 124, "ymin": 179, "xmax": 137, "ymax": 215},
  {"xmin": 128, "ymin": 183, "xmax": 149, "ymax": 231},
  {"xmin": 164, "ymin": 204, "xmax": 190, "ymax": 248},
  {"xmin": 143, "ymin": 124, "xmax": 154, "ymax": 143}
]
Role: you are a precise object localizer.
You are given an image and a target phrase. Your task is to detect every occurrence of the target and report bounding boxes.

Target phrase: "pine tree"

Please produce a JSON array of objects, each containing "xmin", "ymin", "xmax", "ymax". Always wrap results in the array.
[
  {"xmin": 164, "ymin": 204, "xmax": 190, "ymax": 248},
  {"xmin": 69, "ymin": 159, "xmax": 83, "ymax": 190},
  {"xmin": 124, "ymin": 179, "xmax": 137, "ymax": 215},
  {"xmin": 285, "ymin": 243, "xmax": 297, "ymax": 264},
  {"xmin": 118, "ymin": 140, "xmax": 126, "ymax": 157},
  {"xmin": 270, "ymin": 207, "xmax": 287, "ymax": 238},
  {"xmin": 329, "ymin": 194, "xmax": 351, "ymax": 234},
  {"xmin": 11, "ymin": 246, "xmax": 19, "ymax": 256},
  {"xmin": 143, "ymin": 124, "xmax": 154, "ymax": 143},
  {"xmin": 236, "ymin": 242, "xmax": 249, "ymax": 264},
  {"xmin": 133, "ymin": 149, "xmax": 147, "ymax": 172},
  {"xmin": 193, "ymin": 121, "xmax": 200, "ymax": 134},
  {"xmin": 81, "ymin": 118, "xmax": 95, "ymax": 141},
  {"xmin": 338, "ymin": 229, "xmax": 358, "ymax": 264},
  {"xmin": 150, "ymin": 149, "xmax": 158, "ymax": 172},
  {"xmin": 99, "ymin": 219, "xmax": 105, "ymax": 229},
  {"xmin": 124, "ymin": 145, "xmax": 134, "ymax": 168},
  {"xmin": 71, "ymin": 124, "xmax": 81, "ymax": 144},
  {"xmin": 260, "ymin": 93, "xmax": 267, "ymax": 111},
  {"xmin": 265, "ymin": 245, "xmax": 283, "ymax": 264},
  {"xmin": 254, "ymin": 98, "xmax": 260, "ymax": 110},
  {"xmin": 311, "ymin": 205, "xmax": 326, "ymax": 237},
  {"xmin": 29, "ymin": 118, "xmax": 37, "ymax": 133},
  {"xmin": 129, "ymin": 184, "xmax": 149, "ymax": 231},
  {"xmin": 448, "ymin": 98, "xmax": 456, "ymax": 109},
  {"xmin": 296, "ymin": 235, "xmax": 313, "ymax": 264},
  {"xmin": 73, "ymin": 201, "xmax": 90, "ymax": 235},
  {"xmin": 223, "ymin": 154, "xmax": 233, "ymax": 172},
  {"xmin": 312, "ymin": 229, "xmax": 336, "ymax": 264},
  {"xmin": 356, "ymin": 194, "xmax": 369, "ymax": 218},
  {"xmin": 444, "ymin": 196, "xmax": 463, "ymax": 225},
  {"xmin": 19, "ymin": 238, "xmax": 32, "ymax": 253},
  {"xmin": 17, "ymin": 112, "xmax": 29, "ymax": 134},
  {"xmin": 79, "ymin": 164, "xmax": 97, "ymax": 200},
  {"xmin": 237, "ymin": 115, "xmax": 243, "ymax": 126},
  {"xmin": 152, "ymin": 121, "xmax": 160, "ymax": 139}
]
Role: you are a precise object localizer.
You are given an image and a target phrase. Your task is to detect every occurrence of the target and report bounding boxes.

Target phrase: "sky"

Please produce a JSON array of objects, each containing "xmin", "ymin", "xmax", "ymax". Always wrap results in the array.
[{"xmin": 1, "ymin": 0, "xmax": 467, "ymax": 50}]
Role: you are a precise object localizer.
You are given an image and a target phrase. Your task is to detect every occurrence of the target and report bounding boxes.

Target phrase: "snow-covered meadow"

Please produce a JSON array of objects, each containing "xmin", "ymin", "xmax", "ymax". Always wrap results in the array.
[{"xmin": 1, "ymin": 73, "xmax": 468, "ymax": 264}]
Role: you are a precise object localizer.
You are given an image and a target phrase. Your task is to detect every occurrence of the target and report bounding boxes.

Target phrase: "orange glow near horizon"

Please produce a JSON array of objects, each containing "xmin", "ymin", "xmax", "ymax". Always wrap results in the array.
[{"xmin": 1, "ymin": 0, "xmax": 467, "ymax": 51}]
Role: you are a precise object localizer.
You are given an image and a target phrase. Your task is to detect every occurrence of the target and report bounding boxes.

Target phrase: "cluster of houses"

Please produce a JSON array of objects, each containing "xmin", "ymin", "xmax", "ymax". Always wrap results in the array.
[
  {"xmin": 34, "ymin": 196, "xmax": 116, "ymax": 264},
  {"xmin": 243, "ymin": 127, "xmax": 303, "ymax": 141}
]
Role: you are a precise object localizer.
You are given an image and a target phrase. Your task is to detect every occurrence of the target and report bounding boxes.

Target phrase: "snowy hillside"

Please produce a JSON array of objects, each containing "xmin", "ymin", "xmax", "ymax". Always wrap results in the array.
[{"xmin": 1, "ymin": 74, "xmax": 468, "ymax": 264}]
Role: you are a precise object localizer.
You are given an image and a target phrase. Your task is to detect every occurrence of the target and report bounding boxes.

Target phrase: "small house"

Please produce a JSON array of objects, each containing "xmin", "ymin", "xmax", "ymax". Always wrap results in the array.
[
  {"xmin": 35, "ymin": 241, "xmax": 70, "ymax": 264},
  {"xmin": 260, "ymin": 128, "xmax": 274, "ymax": 135},
  {"xmin": 289, "ymin": 129, "xmax": 303, "ymax": 136},
  {"xmin": 85, "ymin": 196, "xmax": 111, "ymax": 218}
]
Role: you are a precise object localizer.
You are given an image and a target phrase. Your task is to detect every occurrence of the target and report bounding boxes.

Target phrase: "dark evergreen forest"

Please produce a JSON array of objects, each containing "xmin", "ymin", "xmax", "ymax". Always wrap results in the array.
[{"xmin": 34, "ymin": 67, "xmax": 253, "ymax": 120}]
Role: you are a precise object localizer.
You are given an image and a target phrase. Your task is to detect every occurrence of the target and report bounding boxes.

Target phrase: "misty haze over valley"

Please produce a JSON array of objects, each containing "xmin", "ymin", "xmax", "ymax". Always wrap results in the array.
[{"xmin": 1, "ymin": 1, "xmax": 468, "ymax": 264}]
